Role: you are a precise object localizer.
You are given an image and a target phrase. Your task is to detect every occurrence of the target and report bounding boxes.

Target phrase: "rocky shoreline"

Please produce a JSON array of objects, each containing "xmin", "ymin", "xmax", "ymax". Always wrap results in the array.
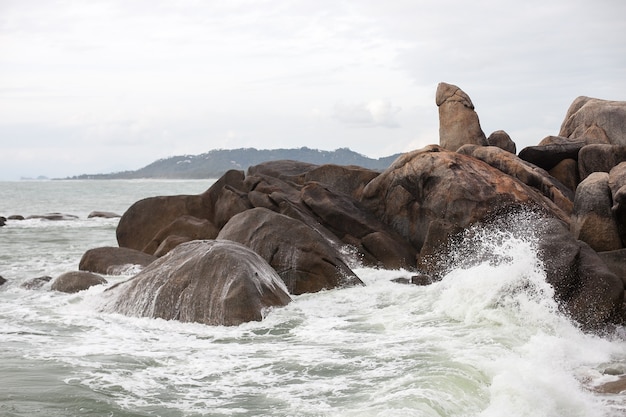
[{"xmin": 18, "ymin": 82, "xmax": 626, "ymax": 333}]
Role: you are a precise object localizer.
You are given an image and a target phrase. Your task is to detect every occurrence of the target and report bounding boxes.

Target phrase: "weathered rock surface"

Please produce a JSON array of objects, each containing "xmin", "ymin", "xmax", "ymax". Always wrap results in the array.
[
  {"xmin": 217, "ymin": 207, "xmax": 363, "ymax": 294},
  {"xmin": 548, "ymin": 158, "xmax": 578, "ymax": 191},
  {"xmin": 570, "ymin": 173, "xmax": 622, "ymax": 252},
  {"xmin": 535, "ymin": 217, "xmax": 624, "ymax": 329},
  {"xmin": 578, "ymin": 144, "xmax": 626, "ymax": 181},
  {"xmin": 244, "ymin": 161, "xmax": 418, "ymax": 269},
  {"xmin": 486, "ymin": 130, "xmax": 516, "ymax": 154},
  {"xmin": 436, "ymin": 82, "xmax": 487, "ymax": 151},
  {"xmin": 360, "ymin": 145, "xmax": 569, "ymax": 251},
  {"xmin": 102, "ymin": 240, "xmax": 291, "ymax": 326},
  {"xmin": 142, "ymin": 215, "xmax": 219, "ymax": 256},
  {"xmin": 457, "ymin": 144, "xmax": 574, "ymax": 215},
  {"xmin": 79, "ymin": 246, "xmax": 157, "ymax": 275},
  {"xmin": 51, "ymin": 271, "xmax": 107, "ymax": 293},
  {"xmin": 598, "ymin": 249, "xmax": 626, "ymax": 286},
  {"xmin": 559, "ymin": 96, "xmax": 626, "ymax": 145},
  {"xmin": 97, "ymin": 85, "xmax": 626, "ymax": 329},
  {"xmin": 609, "ymin": 162, "xmax": 626, "ymax": 247},
  {"xmin": 116, "ymin": 171, "xmax": 249, "ymax": 252},
  {"xmin": 518, "ymin": 140, "xmax": 585, "ymax": 171}
]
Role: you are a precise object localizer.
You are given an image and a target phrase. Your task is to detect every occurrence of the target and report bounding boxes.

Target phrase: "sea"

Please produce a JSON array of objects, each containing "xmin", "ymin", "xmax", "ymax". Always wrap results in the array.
[{"xmin": 1, "ymin": 179, "xmax": 625, "ymax": 417}]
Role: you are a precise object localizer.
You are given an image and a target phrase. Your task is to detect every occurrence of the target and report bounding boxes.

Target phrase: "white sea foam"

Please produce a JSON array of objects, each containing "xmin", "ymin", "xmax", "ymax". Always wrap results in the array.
[{"xmin": 1, "ymin": 181, "xmax": 625, "ymax": 416}]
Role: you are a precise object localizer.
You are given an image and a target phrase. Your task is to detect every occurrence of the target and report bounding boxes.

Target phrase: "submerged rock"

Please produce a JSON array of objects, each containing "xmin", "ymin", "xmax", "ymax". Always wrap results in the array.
[
  {"xmin": 102, "ymin": 240, "xmax": 291, "ymax": 326},
  {"xmin": 26, "ymin": 213, "xmax": 79, "ymax": 221},
  {"xmin": 88, "ymin": 211, "xmax": 121, "ymax": 218},
  {"xmin": 20, "ymin": 276, "xmax": 52, "ymax": 290},
  {"xmin": 51, "ymin": 271, "xmax": 107, "ymax": 293}
]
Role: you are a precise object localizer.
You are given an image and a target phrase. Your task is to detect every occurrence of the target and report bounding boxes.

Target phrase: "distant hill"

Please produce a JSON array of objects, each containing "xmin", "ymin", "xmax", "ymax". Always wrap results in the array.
[{"xmin": 69, "ymin": 147, "xmax": 402, "ymax": 179}]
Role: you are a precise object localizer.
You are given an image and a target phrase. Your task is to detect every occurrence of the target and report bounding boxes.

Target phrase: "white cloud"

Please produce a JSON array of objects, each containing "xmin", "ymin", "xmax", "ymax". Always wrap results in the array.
[
  {"xmin": 333, "ymin": 99, "xmax": 401, "ymax": 128},
  {"xmin": 0, "ymin": 0, "xmax": 625, "ymax": 179}
]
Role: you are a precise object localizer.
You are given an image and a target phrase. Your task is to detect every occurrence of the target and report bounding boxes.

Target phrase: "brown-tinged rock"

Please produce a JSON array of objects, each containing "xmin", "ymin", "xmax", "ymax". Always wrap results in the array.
[
  {"xmin": 458, "ymin": 144, "xmax": 574, "ymax": 215},
  {"xmin": 571, "ymin": 172, "xmax": 622, "ymax": 252},
  {"xmin": 142, "ymin": 215, "xmax": 219, "ymax": 256},
  {"xmin": 79, "ymin": 246, "xmax": 157, "ymax": 275},
  {"xmin": 51, "ymin": 271, "xmax": 107, "ymax": 293},
  {"xmin": 436, "ymin": 82, "xmax": 487, "ymax": 151},
  {"xmin": 578, "ymin": 144, "xmax": 626, "ymax": 181},
  {"xmin": 102, "ymin": 240, "xmax": 291, "ymax": 326},
  {"xmin": 559, "ymin": 96, "xmax": 626, "ymax": 145},
  {"xmin": 360, "ymin": 145, "xmax": 569, "ymax": 252},
  {"xmin": 217, "ymin": 207, "xmax": 363, "ymax": 294},
  {"xmin": 116, "ymin": 171, "xmax": 249, "ymax": 252},
  {"xmin": 486, "ymin": 130, "xmax": 516, "ymax": 154},
  {"xmin": 548, "ymin": 158, "xmax": 579, "ymax": 192}
]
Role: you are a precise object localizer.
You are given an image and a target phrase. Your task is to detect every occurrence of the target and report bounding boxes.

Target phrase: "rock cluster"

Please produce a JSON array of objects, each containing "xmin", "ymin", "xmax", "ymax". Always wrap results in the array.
[{"xmin": 77, "ymin": 83, "xmax": 626, "ymax": 330}]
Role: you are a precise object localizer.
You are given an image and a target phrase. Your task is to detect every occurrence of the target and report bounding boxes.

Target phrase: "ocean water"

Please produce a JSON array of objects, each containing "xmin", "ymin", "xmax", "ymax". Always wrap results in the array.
[{"xmin": 0, "ymin": 179, "xmax": 625, "ymax": 417}]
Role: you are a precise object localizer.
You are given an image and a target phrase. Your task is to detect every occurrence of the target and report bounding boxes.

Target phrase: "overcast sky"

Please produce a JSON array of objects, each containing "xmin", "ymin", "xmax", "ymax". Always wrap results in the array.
[{"xmin": 1, "ymin": 0, "xmax": 625, "ymax": 180}]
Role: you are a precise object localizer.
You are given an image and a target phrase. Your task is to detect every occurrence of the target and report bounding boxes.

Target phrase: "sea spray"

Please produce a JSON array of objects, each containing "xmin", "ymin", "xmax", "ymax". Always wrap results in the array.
[
  {"xmin": 428, "ymin": 210, "xmax": 626, "ymax": 416},
  {"xmin": 2, "ymin": 181, "xmax": 626, "ymax": 416}
]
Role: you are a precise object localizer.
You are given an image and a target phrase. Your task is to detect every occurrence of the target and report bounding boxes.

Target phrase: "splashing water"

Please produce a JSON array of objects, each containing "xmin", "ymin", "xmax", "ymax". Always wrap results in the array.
[{"xmin": 1, "ymin": 182, "xmax": 625, "ymax": 416}]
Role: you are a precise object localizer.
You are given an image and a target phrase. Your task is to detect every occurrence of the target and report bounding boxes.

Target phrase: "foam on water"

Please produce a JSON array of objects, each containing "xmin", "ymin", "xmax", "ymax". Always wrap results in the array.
[{"xmin": 2, "ymin": 182, "xmax": 626, "ymax": 416}]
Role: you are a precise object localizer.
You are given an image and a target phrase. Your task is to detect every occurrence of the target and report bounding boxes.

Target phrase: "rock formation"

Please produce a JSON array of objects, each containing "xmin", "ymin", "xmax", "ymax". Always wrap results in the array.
[
  {"xmin": 79, "ymin": 246, "xmax": 157, "ymax": 275},
  {"xmin": 102, "ymin": 240, "xmax": 291, "ymax": 326},
  {"xmin": 436, "ymin": 82, "xmax": 488, "ymax": 151},
  {"xmin": 217, "ymin": 207, "xmax": 363, "ymax": 294},
  {"xmin": 486, "ymin": 130, "xmax": 516, "ymax": 154},
  {"xmin": 570, "ymin": 173, "xmax": 622, "ymax": 252},
  {"xmin": 51, "ymin": 271, "xmax": 107, "ymax": 293},
  {"xmin": 559, "ymin": 96, "xmax": 626, "ymax": 145},
  {"xmin": 75, "ymin": 84, "xmax": 626, "ymax": 330}
]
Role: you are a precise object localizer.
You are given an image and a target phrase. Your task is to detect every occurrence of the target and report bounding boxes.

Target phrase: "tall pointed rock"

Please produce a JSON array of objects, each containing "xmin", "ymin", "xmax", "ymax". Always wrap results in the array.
[{"xmin": 436, "ymin": 82, "xmax": 487, "ymax": 151}]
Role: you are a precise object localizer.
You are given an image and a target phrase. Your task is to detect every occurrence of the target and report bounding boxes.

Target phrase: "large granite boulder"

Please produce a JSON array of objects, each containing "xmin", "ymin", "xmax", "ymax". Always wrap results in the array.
[
  {"xmin": 436, "ymin": 82, "xmax": 487, "ymax": 151},
  {"xmin": 244, "ymin": 161, "xmax": 417, "ymax": 270},
  {"xmin": 79, "ymin": 246, "xmax": 157, "ymax": 275},
  {"xmin": 116, "ymin": 171, "xmax": 250, "ymax": 252},
  {"xmin": 51, "ymin": 271, "xmax": 107, "ymax": 293},
  {"xmin": 578, "ymin": 144, "xmax": 626, "ymax": 181},
  {"xmin": 518, "ymin": 138, "xmax": 586, "ymax": 171},
  {"xmin": 102, "ymin": 240, "xmax": 291, "ymax": 326},
  {"xmin": 458, "ymin": 144, "xmax": 574, "ymax": 215},
  {"xmin": 535, "ymin": 218, "xmax": 624, "ymax": 329},
  {"xmin": 559, "ymin": 96, "xmax": 626, "ymax": 145},
  {"xmin": 217, "ymin": 207, "xmax": 363, "ymax": 294},
  {"xmin": 570, "ymin": 173, "xmax": 622, "ymax": 252},
  {"xmin": 299, "ymin": 182, "xmax": 417, "ymax": 269},
  {"xmin": 142, "ymin": 215, "xmax": 219, "ymax": 256},
  {"xmin": 360, "ymin": 145, "xmax": 569, "ymax": 252}
]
